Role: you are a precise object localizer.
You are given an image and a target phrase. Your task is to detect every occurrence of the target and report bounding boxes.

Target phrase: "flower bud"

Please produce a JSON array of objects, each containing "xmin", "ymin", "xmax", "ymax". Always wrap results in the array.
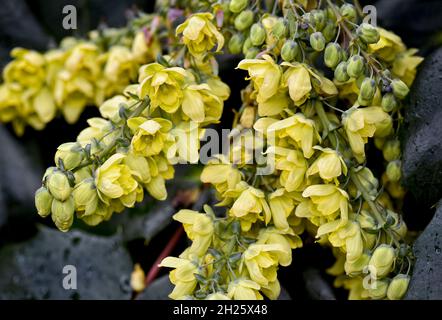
[
  {"xmin": 368, "ymin": 279, "xmax": 389, "ymax": 300},
  {"xmin": 357, "ymin": 23, "xmax": 380, "ymax": 44},
  {"xmin": 374, "ymin": 137, "xmax": 385, "ymax": 150},
  {"xmin": 381, "ymin": 93, "xmax": 398, "ymax": 112},
  {"xmin": 345, "ymin": 252, "xmax": 371, "ymax": 276},
  {"xmin": 234, "ymin": 10, "xmax": 254, "ymax": 31},
  {"xmin": 281, "ymin": 40, "xmax": 300, "ymax": 62},
  {"xmin": 358, "ymin": 78, "xmax": 376, "ymax": 106},
  {"xmin": 229, "ymin": 0, "xmax": 248, "ymax": 13},
  {"xmin": 240, "ymin": 106, "xmax": 256, "ymax": 128},
  {"xmin": 250, "ymin": 23, "xmax": 266, "ymax": 46},
  {"xmin": 322, "ymin": 22, "xmax": 337, "ymax": 42},
  {"xmin": 324, "ymin": 43, "xmax": 341, "ymax": 68},
  {"xmin": 228, "ymin": 33, "xmax": 245, "ymax": 54},
  {"xmin": 382, "ymin": 139, "xmax": 401, "ymax": 161},
  {"xmin": 334, "ymin": 61, "xmax": 350, "ymax": 82},
  {"xmin": 311, "ymin": 9, "xmax": 326, "ymax": 30},
  {"xmin": 310, "ymin": 32, "xmax": 326, "ymax": 52},
  {"xmin": 386, "ymin": 160, "xmax": 402, "ymax": 182},
  {"xmin": 369, "ymin": 244, "xmax": 396, "ymax": 278},
  {"xmin": 354, "ymin": 167, "xmax": 379, "ymax": 199},
  {"xmin": 347, "ymin": 55, "xmax": 365, "ymax": 78},
  {"xmin": 357, "ymin": 210, "xmax": 377, "ymax": 230},
  {"xmin": 245, "ymin": 47, "xmax": 260, "ymax": 59},
  {"xmin": 386, "ymin": 210, "xmax": 408, "ymax": 238},
  {"xmin": 73, "ymin": 178, "xmax": 97, "ymax": 207},
  {"xmin": 35, "ymin": 187, "xmax": 53, "ymax": 218},
  {"xmin": 242, "ymin": 37, "xmax": 253, "ymax": 55},
  {"xmin": 391, "ymin": 79, "xmax": 409, "ymax": 99},
  {"xmin": 272, "ymin": 18, "xmax": 287, "ymax": 39},
  {"xmin": 340, "ymin": 4, "xmax": 357, "ymax": 23},
  {"xmin": 387, "ymin": 274, "xmax": 410, "ymax": 300},
  {"xmin": 51, "ymin": 197, "xmax": 75, "ymax": 232},
  {"xmin": 55, "ymin": 142, "xmax": 83, "ymax": 170},
  {"xmin": 47, "ymin": 171, "xmax": 72, "ymax": 201}
]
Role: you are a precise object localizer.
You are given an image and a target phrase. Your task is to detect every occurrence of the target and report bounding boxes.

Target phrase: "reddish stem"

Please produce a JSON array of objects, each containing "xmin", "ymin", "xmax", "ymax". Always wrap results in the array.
[{"xmin": 144, "ymin": 225, "xmax": 184, "ymax": 286}]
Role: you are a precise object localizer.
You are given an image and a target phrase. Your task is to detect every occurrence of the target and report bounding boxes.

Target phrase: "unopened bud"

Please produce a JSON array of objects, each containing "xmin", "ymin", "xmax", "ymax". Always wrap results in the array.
[
  {"xmin": 357, "ymin": 23, "xmax": 380, "ymax": 44},
  {"xmin": 322, "ymin": 22, "xmax": 337, "ymax": 42},
  {"xmin": 324, "ymin": 43, "xmax": 341, "ymax": 68},
  {"xmin": 340, "ymin": 4, "xmax": 357, "ymax": 23},
  {"xmin": 334, "ymin": 61, "xmax": 350, "ymax": 82},
  {"xmin": 229, "ymin": 33, "xmax": 245, "ymax": 54},
  {"xmin": 55, "ymin": 142, "xmax": 83, "ymax": 171},
  {"xmin": 47, "ymin": 171, "xmax": 72, "ymax": 201},
  {"xmin": 382, "ymin": 139, "xmax": 401, "ymax": 161},
  {"xmin": 272, "ymin": 18, "xmax": 287, "ymax": 39},
  {"xmin": 369, "ymin": 244, "xmax": 396, "ymax": 278},
  {"xmin": 281, "ymin": 40, "xmax": 300, "ymax": 62},
  {"xmin": 51, "ymin": 197, "xmax": 75, "ymax": 232},
  {"xmin": 386, "ymin": 160, "xmax": 402, "ymax": 182},
  {"xmin": 250, "ymin": 23, "xmax": 266, "ymax": 46},
  {"xmin": 311, "ymin": 9, "xmax": 326, "ymax": 30},
  {"xmin": 73, "ymin": 178, "xmax": 97, "ymax": 207},
  {"xmin": 242, "ymin": 37, "xmax": 253, "ymax": 55},
  {"xmin": 229, "ymin": 0, "xmax": 248, "ymax": 13},
  {"xmin": 240, "ymin": 106, "xmax": 256, "ymax": 128},
  {"xmin": 345, "ymin": 252, "xmax": 371, "ymax": 276},
  {"xmin": 358, "ymin": 78, "xmax": 376, "ymax": 106},
  {"xmin": 234, "ymin": 10, "xmax": 254, "ymax": 31},
  {"xmin": 368, "ymin": 279, "xmax": 389, "ymax": 300},
  {"xmin": 310, "ymin": 32, "xmax": 326, "ymax": 52},
  {"xmin": 245, "ymin": 47, "xmax": 259, "ymax": 59},
  {"xmin": 347, "ymin": 55, "xmax": 365, "ymax": 78},
  {"xmin": 381, "ymin": 93, "xmax": 398, "ymax": 112},
  {"xmin": 35, "ymin": 187, "xmax": 53, "ymax": 218},
  {"xmin": 387, "ymin": 274, "xmax": 410, "ymax": 300},
  {"xmin": 391, "ymin": 79, "xmax": 409, "ymax": 99}
]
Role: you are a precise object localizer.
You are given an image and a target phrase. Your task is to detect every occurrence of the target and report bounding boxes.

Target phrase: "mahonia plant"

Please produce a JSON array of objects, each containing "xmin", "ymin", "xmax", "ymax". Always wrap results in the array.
[
  {"xmin": 19, "ymin": 0, "xmax": 423, "ymax": 300},
  {"xmin": 0, "ymin": 13, "xmax": 163, "ymax": 135},
  {"xmin": 159, "ymin": 0, "xmax": 423, "ymax": 300}
]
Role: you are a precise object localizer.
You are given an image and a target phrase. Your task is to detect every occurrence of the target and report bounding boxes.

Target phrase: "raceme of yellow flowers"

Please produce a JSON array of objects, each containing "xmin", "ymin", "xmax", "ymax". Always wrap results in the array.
[
  {"xmin": 35, "ymin": 12, "xmax": 230, "ymax": 231},
  {"xmin": 0, "ymin": 15, "xmax": 162, "ymax": 136},
  {"xmin": 158, "ymin": 0, "xmax": 423, "ymax": 300}
]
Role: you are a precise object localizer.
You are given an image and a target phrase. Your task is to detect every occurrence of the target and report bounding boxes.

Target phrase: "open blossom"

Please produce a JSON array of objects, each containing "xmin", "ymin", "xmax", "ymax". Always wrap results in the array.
[
  {"xmin": 307, "ymin": 146, "xmax": 348, "ymax": 183},
  {"xmin": 159, "ymin": 257, "xmax": 199, "ymax": 299},
  {"xmin": 127, "ymin": 117, "xmax": 172, "ymax": 157},
  {"xmin": 343, "ymin": 107, "xmax": 392, "ymax": 163},
  {"xmin": 227, "ymin": 279, "xmax": 263, "ymax": 300},
  {"xmin": 176, "ymin": 13, "xmax": 224, "ymax": 57},
  {"xmin": 173, "ymin": 209, "xmax": 214, "ymax": 256},
  {"xmin": 138, "ymin": 63, "xmax": 187, "ymax": 113}
]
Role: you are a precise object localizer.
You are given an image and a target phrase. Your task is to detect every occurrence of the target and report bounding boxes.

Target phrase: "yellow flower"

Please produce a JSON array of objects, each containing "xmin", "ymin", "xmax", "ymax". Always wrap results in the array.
[
  {"xmin": 3, "ymin": 48, "xmax": 45, "ymax": 90},
  {"xmin": 131, "ymin": 30, "xmax": 161, "ymax": 64},
  {"xmin": 64, "ymin": 42, "xmax": 101, "ymax": 79},
  {"xmin": 392, "ymin": 49, "xmax": 424, "ymax": 87},
  {"xmin": 127, "ymin": 117, "xmax": 172, "ymax": 157},
  {"xmin": 181, "ymin": 83, "xmax": 223, "ymax": 123},
  {"xmin": 267, "ymin": 113, "xmax": 320, "ymax": 158},
  {"xmin": 368, "ymin": 28, "xmax": 405, "ymax": 62},
  {"xmin": 95, "ymin": 153, "xmax": 139, "ymax": 207},
  {"xmin": 267, "ymin": 189, "xmax": 296, "ymax": 231},
  {"xmin": 168, "ymin": 121, "xmax": 204, "ymax": 164},
  {"xmin": 206, "ymin": 77, "xmax": 231, "ymax": 101},
  {"xmin": 99, "ymin": 95, "xmax": 130, "ymax": 123},
  {"xmin": 229, "ymin": 182, "xmax": 272, "ymax": 231},
  {"xmin": 160, "ymin": 257, "xmax": 198, "ymax": 300},
  {"xmin": 281, "ymin": 62, "xmax": 312, "ymax": 106},
  {"xmin": 174, "ymin": 209, "xmax": 214, "ymax": 256},
  {"xmin": 77, "ymin": 117, "xmax": 115, "ymax": 148},
  {"xmin": 242, "ymin": 243, "xmax": 286, "ymax": 286},
  {"xmin": 237, "ymin": 55, "xmax": 282, "ymax": 102},
  {"xmin": 296, "ymin": 184, "xmax": 349, "ymax": 234},
  {"xmin": 328, "ymin": 221, "xmax": 364, "ymax": 264},
  {"xmin": 343, "ymin": 107, "xmax": 392, "ymax": 163},
  {"xmin": 200, "ymin": 156, "xmax": 242, "ymax": 196},
  {"xmin": 138, "ymin": 63, "xmax": 187, "ymax": 113},
  {"xmin": 307, "ymin": 146, "xmax": 348, "ymax": 182},
  {"xmin": 227, "ymin": 279, "xmax": 263, "ymax": 300},
  {"xmin": 176, "ymin": 13, "xmax": 224, "ymax": 57},
  {"xmin": 257, "ymin": 227, "xmax": 302, "ymax": 265},
  {"xmin": 104, "ymin": 46, "xmax": 137, "ymax": 84}
]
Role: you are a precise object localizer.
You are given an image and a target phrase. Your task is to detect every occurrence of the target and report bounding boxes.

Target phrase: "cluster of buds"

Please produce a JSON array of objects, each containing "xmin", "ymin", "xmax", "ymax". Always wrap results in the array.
[
  {"xmin": 160, "ymin": 0, "xmax": 422, "ymax": 300},
  {"xmin": 0, "ymin": 14, "xmax": 162, "ymax": 136},
  {"xmin": 35, "ymin": 12, "xmax": 230, "ymax": 231}
]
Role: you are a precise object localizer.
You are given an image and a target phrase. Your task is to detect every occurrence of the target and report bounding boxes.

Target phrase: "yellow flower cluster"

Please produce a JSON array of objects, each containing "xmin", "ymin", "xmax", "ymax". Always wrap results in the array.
[
  {"xmin": 0, "ymin": 18, "xmax": 162, "ymax": 136},
  {"xmin": 35, "ymin": 52, "xmax": 229, "ymax": 230}
]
